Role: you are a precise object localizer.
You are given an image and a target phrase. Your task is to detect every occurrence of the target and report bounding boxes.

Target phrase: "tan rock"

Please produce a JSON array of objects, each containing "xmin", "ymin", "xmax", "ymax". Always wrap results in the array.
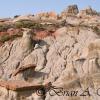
[
  {"xmin": 12, "ymin": 64, "xmax": 36, "ymax": 76},
  {"xmin": 78, "ymin": 6, "xmax": 98, "ymax": 17},
  {"xmin": 61, "ymin": 4, "xmax": 79, "ymax": 17}
]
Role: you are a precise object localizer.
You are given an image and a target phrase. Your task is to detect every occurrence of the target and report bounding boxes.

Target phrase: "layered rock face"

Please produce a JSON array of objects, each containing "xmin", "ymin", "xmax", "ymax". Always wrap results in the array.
[
  {"xmin": 0, "ymin": 5, "xmax": 100, "ymax": 100},
  {"xmin": 61, "ymin": 5, "xmax": 79, "ymax": 16}
]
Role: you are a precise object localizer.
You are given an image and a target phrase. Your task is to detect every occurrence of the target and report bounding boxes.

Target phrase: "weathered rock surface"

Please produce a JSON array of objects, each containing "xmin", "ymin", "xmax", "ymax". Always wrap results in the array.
[
  {"xmin": 78, "ymin": 6, "xmax": 99, "ymax": 17},
  {"xmin": 61, "ymin": 5, "xmax": 79, "ymax": 17},
  {"xmin": 0, "ymin": 5, "xmax": 100, "ymax": 100}
]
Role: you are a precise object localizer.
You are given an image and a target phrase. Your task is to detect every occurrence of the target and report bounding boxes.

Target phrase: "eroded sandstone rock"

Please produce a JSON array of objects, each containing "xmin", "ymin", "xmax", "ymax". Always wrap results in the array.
[
  {"xmin": 61, "ymin": 5, "xmax": 79, "ymax": 18},
  {"xmin": 78, "ymin": 6, "xmax": 99, "ymax": 17},
  {"xmin": 0, "ymin": 5, "xmax": 100, "ymax": 100}
]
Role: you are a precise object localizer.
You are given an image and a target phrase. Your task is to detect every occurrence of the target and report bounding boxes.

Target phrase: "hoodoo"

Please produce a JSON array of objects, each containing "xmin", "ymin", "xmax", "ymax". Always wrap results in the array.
[{"xmin": 21, "ymin": 28, "xmax": 34, "ymax": 52}]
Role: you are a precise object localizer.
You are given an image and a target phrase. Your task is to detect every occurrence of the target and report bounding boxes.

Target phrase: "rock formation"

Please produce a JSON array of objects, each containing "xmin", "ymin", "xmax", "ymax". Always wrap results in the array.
[
  {"xmin": 0, "ymin": 5, "xmax": 100, "ymax": 100},
  {"xmin": 20, "ymin": 28, "xmax": 34, "ymax": 52},
  {"xmin": 61, "ymin": 5, "xmax": 79, "ymax": 18},
  {"xmin": 12, "ymin": 64, "xmax": 36, "ymax": 76},
  {"xmin": 78, "ymin": 6, "xmax": 99, "ymax": 17}
]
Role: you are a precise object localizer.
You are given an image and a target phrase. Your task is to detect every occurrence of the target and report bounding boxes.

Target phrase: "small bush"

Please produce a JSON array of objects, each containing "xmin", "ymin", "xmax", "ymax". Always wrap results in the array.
[
  {"xmin": 0, "ymin": 24, "xmax": 11, "ymax": 32},
  {"xmin": 93, "ymin": 26, "xmax": 100, "ymax": 35},
  {"xmin": 0, "ymin": 34, "xmax": 22, "ymax": 43},
  {"xmin": 15, "ymin": 20, "xmax": 33, "ymax": 28},
  {"xmin": 14, "ymin": 20, "xmax": 44, "ymax": 29},
  {"xmin": 0, "ymin": 34, "xmax": 10, "ymax": 43}
]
